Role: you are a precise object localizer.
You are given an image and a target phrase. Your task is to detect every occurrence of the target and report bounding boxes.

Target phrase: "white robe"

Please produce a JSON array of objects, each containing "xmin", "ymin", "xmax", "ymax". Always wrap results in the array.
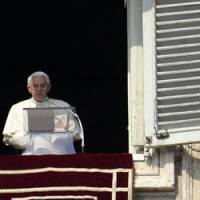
[{"xmin": 3, "ymin": 98, "xmax": 82, "ymax": 155}]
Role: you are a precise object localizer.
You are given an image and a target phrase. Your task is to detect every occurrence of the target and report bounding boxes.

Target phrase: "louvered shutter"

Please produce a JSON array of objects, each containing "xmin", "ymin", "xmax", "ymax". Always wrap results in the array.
[{"xmin": 146, "ymin": 0, "xmax": 200, "ymax": 146}]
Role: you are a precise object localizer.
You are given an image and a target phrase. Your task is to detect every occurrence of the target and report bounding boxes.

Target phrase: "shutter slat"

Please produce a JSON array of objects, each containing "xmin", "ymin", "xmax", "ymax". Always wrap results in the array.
[
  {"xmin": 157, "ymin": 42, "xmax": 200, "ymax": 50},
  {"xmin": 156, "ymin": 2, "xmax": 200, "ymax": 9},
  {"xmin": 157, "ymin": 44, "xmax": 200, "ymax": 55},
  {"xmin": 157, "ymin": 10, "xmax": 200, "ymax": 17},
  {"xmin": 158, "ymin": 93, "xmax": 200, "ymax": 101},
  {"xmin": 157, "ymin": 35, "xmax": 200, "ymax": 46},
  {"xmin": 158, "ymin": 96, "xmax": 200, "ymax": 105},
  {"xmin": 158, "ymin": 102, "xmax": 200, "ymax": 113},
  {"xmin": 158, "ymin": 109, "xmax": 200, "ymax": 118},
  {"xmin": 157, "ymin": 34, "xmax": 200, "ymax": 42},
  {"xmin": 157, "ymin": 60, "xmax": 200, "ymax": 71},
  {"xmin": 157, "ymin": 18, "xmax": 200, "ymax": 26},
  {"xmin": 157, "ymin": 68, "xmax": 200, "ymax": 80},
  {"xmin": 156, "ymin": 2, "xmax": 200, "ymax": 20},
  {"xmin": 157, "ymin": 53, "xmax": 200, "ymax": 64},
  {"xmin": 157, "ymin": 51, "xmax": 200, "ymax": 59},
  {"xmin": 158, "ymin": 118, "xmax": 200, "ymax": 130},
  {"xmin": 158, "ymin": 76, "xmax": 200, "ymax": 88},
  {"xmin": 157, "ymin": 0, "xmax": 200, "ymax": 5},
  {"xmin": 158, "ymin": 85, "xmax": 200, "ymax": 96}
]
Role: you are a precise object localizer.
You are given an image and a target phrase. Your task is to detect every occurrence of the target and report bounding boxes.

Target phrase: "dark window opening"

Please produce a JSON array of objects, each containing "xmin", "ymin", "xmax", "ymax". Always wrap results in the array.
[{"xmin": 0, "ymin": 0, "xmax": 127, "ymax": 154}]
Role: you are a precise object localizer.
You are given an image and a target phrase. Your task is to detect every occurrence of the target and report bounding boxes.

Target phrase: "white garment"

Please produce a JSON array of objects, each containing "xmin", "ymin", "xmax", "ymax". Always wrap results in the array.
[
  {"xmin": 23, "ymin": 133, "xmax": 75, "ymax": 155},
  {"xmin": 3, "ymin": 98, "xmax": 81, "ymax": 155}
]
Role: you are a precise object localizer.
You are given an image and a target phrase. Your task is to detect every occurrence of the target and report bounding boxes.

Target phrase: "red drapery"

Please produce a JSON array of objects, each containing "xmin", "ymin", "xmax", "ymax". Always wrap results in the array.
[{"xmin": 0, "ymin": 153, "xmax": 133, "ymax": 200}]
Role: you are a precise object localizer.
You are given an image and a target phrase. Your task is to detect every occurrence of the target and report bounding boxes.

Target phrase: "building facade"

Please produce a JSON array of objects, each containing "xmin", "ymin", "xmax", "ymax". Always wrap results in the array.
[{"xmin": 127, "ymin": 0, "xmax": 200, "ymax": 199}]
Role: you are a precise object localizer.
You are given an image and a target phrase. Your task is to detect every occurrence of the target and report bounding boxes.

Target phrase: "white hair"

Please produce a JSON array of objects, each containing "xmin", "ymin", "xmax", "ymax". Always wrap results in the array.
[{"xmin": 27, "ymin": 71, "xmax": 51, "ymax": 86}]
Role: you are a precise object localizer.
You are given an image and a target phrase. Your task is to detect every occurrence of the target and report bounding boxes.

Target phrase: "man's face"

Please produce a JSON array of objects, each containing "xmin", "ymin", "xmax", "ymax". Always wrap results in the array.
[{"xmin": 27, "ymin": 76, "xmax": 50, "ymax": 102}]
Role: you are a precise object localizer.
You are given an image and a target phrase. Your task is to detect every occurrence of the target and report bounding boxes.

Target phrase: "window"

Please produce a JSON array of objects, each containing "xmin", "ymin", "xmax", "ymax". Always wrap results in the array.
[{"xmin": 144, "ymin": 0, "xmax": 200, "ymax": 147}]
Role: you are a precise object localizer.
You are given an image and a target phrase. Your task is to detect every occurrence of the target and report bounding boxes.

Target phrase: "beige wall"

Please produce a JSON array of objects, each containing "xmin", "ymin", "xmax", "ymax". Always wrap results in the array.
[
  {"xmin": 134, "ymin": 147, "xmax": 200, "ymax": 200},
  {"xmin": 127, "ymin": 0, "xmax": 200, "ymax": 199}
]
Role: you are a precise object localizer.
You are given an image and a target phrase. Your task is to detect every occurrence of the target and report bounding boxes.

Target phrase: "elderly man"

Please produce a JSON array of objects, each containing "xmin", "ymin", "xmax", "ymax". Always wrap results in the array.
[{"xmin": 3, "ymin": 71, "xmax": 83, "ymax": 155}]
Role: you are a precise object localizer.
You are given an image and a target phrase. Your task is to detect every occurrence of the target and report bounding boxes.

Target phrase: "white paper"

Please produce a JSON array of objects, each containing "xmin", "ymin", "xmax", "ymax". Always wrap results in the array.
[{"xmin": 23, "ymin": 133, "xmax": 75, "ymax": 155}]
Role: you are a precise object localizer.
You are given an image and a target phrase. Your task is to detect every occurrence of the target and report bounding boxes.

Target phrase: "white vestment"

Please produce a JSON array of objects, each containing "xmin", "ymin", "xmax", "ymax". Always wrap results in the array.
[{"xmin": 3, "ymin": 98, "xmax": 82, "ymax": 155}]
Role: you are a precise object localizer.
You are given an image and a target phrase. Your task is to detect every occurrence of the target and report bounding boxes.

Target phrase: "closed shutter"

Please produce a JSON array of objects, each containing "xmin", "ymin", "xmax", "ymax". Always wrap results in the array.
[{"xmin": 151, "ymin": 0, "xmax": 200, "ymax": 146}]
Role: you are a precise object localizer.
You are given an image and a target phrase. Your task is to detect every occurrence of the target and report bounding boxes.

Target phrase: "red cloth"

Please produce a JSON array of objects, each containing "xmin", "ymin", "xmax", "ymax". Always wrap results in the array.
[{"xmin": 0, "ymin": 153, "xmax": 133, "ymax": 200}]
